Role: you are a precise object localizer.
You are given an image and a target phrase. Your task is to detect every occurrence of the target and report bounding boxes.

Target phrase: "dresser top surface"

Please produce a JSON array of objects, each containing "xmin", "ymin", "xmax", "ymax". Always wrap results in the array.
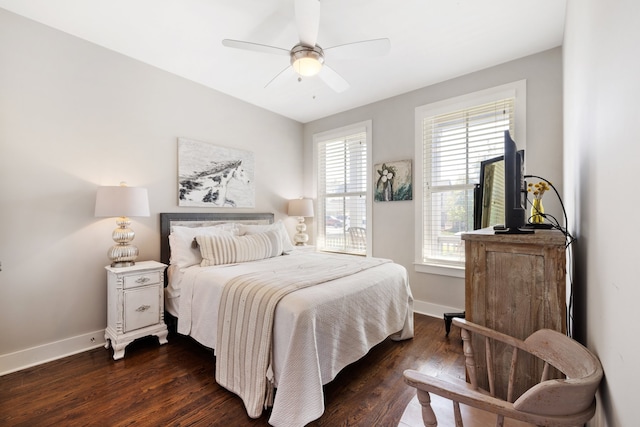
[{"xmin": 461, "ymin": 227, "xmax": 567, "ymax": 245}]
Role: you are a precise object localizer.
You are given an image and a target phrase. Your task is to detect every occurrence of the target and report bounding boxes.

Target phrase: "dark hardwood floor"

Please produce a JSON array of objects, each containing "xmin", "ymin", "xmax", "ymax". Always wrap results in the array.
[{"xmin": 0, "ymin": 314, "xmax": 465, "ymax": 426}]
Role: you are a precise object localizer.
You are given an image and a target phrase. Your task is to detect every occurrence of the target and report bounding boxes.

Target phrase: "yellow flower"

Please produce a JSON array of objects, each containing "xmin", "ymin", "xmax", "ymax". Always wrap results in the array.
[{"xmin": 528, "ymin": 181, "xmax": 550, "ymax": 200}]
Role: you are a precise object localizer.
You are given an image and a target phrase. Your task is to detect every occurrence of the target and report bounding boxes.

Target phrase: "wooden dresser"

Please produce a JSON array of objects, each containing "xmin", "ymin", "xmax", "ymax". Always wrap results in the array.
[{"xmin": 461, "ymin": 228, "xmax": 566, "ymax": 400}]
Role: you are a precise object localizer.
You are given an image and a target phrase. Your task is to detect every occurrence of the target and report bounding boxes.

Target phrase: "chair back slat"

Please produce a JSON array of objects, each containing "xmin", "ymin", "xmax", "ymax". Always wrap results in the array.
[
  {"xmin": 485, "ymin": 336, "xmax": 495, "ymax": 396},
  {"xmin": 506, "ymin": 348, "xmax": 519, "ymax": 403},
  {"xmin": 541, "ymin": 361, "xmax": 551, "ymax": 382},
  {"xmin": 461, "ymin": 328, "xmax": 478, "ymax": 389}
]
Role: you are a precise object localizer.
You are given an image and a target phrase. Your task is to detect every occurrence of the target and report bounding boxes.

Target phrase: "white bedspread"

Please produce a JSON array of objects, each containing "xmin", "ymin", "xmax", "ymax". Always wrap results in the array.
[{"xmin": 176, "ymin": 251, "xmax": 414, "ymax": 427}]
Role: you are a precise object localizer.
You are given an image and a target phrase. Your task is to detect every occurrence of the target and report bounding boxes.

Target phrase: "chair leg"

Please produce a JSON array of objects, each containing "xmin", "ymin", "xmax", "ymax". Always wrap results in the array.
[
  {"xmin": 453, "ymin": 401, "xmax": 463, "ymax": 427},
  {"xmin": 416, "ymin": 390, "xmax": 437, "ymax": 427}
]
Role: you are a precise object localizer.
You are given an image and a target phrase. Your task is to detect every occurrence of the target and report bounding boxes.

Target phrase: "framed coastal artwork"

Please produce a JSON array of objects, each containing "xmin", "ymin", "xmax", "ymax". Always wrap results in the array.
[
  {"xmin": 178, "ymin": 138, "xmax": 255, "ymax": 207},
  {"xmin": 374, "ymin": 159, "xmax": 412, "ymax": 202}
]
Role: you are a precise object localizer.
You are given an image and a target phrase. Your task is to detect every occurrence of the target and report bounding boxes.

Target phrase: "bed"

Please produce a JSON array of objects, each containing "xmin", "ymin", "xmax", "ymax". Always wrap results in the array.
[{"xmin": 160, "ymin": 212, "xmax": 414, "ymax": 427}]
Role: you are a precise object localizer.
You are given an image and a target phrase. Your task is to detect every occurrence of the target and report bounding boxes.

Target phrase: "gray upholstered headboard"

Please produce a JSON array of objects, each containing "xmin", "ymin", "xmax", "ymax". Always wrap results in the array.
[{"xmin": 159, "ymin": 212, "xmax": 274, "ymax": 268}]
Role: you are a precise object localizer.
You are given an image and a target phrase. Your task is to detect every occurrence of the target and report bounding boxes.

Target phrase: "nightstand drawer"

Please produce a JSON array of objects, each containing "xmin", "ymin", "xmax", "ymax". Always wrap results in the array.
[
  {"xmin": 123, "ymin": 271, "xmax": 161, "ymax": 289},
  {"xmin": 124, "ymin": 285, "xmax": 160, "ymax": 332}
]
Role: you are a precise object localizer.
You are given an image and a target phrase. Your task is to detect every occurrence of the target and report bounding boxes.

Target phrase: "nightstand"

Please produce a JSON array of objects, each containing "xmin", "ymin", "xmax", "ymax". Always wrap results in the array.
[{"xmin": 104, "ymin": 261, "xmax": 168, "ymax": 360}]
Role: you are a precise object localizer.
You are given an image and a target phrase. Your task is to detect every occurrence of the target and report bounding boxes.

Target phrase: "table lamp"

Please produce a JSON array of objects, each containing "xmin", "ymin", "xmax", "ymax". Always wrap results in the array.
[
  {"xmin": 95, "ymin": 182, "xmax": 150, "ymax": 267},
  {"xmin": 288, "ymin": 198, "xmax": 314, "ymax": 246}
]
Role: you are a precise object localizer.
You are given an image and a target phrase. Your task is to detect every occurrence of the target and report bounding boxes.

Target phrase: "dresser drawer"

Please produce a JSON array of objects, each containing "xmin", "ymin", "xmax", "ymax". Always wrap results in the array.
[
  {"xmin": 123, "ymin": 285, "xmax": 161, "ymax": 332},
  {"xmin": 123, "ymin": 271, "xmax": 161, "ymax": 289}
]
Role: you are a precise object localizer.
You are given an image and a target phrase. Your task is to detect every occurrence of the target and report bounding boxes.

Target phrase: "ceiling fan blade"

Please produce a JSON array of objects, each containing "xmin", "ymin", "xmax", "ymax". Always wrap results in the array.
[
  {"xmin": 222, "ymin": 39, "xmax": 290, "ymax": 56},
  {"xmin": 324, "ymin": 38, "xmax": 391, "ymax": 59},
  {"xmin": 295, "ymin": 0, "xmax": 320, "ymax": 47},
  {"xmin": 265, "ymin": 65, "xmax": 296, "ymax": 89},
  {"xmin": 318, "ymin": 65, "xmax": 350, "ymax": 93}
]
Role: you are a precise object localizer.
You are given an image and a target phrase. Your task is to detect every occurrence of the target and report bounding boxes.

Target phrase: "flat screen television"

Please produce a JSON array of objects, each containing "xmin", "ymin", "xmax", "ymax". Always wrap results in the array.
[
  {"xmin": 474, "ymin": 131, "xmax": 532, "ymax": 233},
  {"xmin": 498, "ymin": 130, "xmax": 531, "ymax": 233}
]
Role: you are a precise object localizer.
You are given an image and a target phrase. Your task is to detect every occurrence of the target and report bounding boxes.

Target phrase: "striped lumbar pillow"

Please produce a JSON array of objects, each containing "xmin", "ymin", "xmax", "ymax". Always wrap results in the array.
[{"xmin": 196, "ymin": 230, "xmax": 283, "ymax": 266}]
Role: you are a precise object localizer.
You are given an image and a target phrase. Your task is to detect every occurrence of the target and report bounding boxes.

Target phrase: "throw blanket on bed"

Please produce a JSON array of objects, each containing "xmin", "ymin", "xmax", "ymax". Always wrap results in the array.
[{"xmin": 215, "ymin": 254, "xmax": 391, "ymax": 419}]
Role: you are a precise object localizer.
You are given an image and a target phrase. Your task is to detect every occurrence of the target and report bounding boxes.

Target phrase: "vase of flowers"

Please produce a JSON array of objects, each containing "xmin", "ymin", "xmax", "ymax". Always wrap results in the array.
[{"xmin": 528, "ymin": 181, "xmax": 550, "ymax": 224}]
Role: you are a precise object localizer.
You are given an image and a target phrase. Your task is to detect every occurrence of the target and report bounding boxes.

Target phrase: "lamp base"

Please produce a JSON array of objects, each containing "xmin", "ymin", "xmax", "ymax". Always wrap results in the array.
[
  {"xmin": 294, "ymin": 216, "xmax": 309, "ymax": 246},
  {"xmin": 111, "ymin": 261, "xmax": 136, "ymax": 268},
  {"xmin": 108, "ymin": 243, "xmax": 139, "ymax": 268},
  {"xmin": 294, "ymin": 235, "xmax": 309, "ymax": 246},
  {"xmin": 108, "ymin": 217, "xmax": 139, "ymax": 267}
]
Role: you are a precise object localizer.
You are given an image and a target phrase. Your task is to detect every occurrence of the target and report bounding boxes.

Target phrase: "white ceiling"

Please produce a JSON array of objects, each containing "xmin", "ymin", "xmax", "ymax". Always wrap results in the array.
[{"xmin": 0, "ymin": 0, "xmax": 566, "ymax": 123}]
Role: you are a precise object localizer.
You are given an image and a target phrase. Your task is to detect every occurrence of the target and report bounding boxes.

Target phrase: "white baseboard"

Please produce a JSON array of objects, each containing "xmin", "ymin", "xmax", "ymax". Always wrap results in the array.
[
  {"xmin": 413, "ymin": 300, "xmax": 464, "ymax": 319},
  {"xmin": 0, "ymin": 330, "xmax": 106, "ymax": 376}
]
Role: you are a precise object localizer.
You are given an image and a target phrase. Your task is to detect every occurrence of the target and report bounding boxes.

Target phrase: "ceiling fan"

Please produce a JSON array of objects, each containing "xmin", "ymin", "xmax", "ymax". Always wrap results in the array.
[{"xmin": 222, "ymin": 0, "xmax": 390, "ymax": 93}]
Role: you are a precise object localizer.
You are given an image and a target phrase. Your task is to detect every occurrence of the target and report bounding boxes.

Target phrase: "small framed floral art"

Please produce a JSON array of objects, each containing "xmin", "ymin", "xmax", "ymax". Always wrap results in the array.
[{"xmin": 374, "ymin": 160, "xmax": 412, "ymax": 202}]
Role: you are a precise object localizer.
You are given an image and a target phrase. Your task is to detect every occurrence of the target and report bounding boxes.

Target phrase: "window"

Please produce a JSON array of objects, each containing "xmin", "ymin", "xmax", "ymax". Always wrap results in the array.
[
  {"xmin": 314, "ymin": 121, "xmax": 371, "ymax": 255},
  {"xmin": 415, "ymin": 81, "xmax": 526, "ymax": 275}
]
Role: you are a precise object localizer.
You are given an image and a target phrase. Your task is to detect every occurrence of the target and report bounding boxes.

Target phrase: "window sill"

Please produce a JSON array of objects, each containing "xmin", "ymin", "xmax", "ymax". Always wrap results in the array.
[{"xmin": 414, "ymin": 262, "xmax": 465, "ymax": 278}]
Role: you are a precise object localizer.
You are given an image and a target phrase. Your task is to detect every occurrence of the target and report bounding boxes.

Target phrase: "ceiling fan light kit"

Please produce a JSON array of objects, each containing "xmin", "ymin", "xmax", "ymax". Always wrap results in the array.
[
  {"xmin": 291, "ymin": 44, "xmax": 324, "ymax": 77},
  {"xmin": 221, "ymin": 0, "xmax": 389, "ymax": 92}
]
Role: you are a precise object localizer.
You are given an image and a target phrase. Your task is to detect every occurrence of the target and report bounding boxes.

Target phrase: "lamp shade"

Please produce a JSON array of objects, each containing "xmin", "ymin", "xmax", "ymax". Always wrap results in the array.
[
  {"xmin": 288, "ymin": 198, "xmax": 314, "ymax": 217},
  {"xmin": 95, "ymin": 185, "xmax": 150, "ymax": 217}
]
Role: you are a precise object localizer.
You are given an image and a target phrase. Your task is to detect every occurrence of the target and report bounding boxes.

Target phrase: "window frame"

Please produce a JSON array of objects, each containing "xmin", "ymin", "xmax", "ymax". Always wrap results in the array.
[
  {"xmin": 414, "ymin": 81, "xmax": 527, "ymax": 277},
  {"xmin": 313, "ymin": 120, "xmax": 372, "ymax": 256}
]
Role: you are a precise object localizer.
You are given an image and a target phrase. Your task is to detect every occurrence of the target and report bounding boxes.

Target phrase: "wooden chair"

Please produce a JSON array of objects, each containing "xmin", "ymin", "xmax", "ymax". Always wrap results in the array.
[
  {"xmin": 400, "ymin": 318, "xmax": 603, "ymax": 427},
  {"xmin": 348, "ymin": 226, "xmax": 367, "ymax": 251}
]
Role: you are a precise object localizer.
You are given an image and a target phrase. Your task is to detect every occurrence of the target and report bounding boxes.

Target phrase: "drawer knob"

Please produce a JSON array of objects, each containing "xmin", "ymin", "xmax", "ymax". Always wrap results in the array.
[
  {"xmin": 135, "ymin": 276, "xmax": 151, "ymax": 284},
  {"xmin": 135, "ymin": 305, "xmax": 151, "ymax": 312}
]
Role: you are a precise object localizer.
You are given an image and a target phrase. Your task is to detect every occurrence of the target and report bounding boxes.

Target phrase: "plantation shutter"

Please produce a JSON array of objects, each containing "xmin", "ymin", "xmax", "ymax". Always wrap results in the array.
[
  {"xmin": 317, "ymin": 130, "xmax": 368, "ymax": 255},
  {"xmin": 420, "ymin": 98, "xmax": 514, "ymax": 266}
]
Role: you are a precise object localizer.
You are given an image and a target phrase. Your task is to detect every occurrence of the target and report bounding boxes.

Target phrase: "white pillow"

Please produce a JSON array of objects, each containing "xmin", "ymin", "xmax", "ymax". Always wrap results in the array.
[
  {"xmin": 238, "ymin": 220, "xmax": 294, "ymax": 253},
  {"xmin": 169, "ymin": 224, "xmax": 239, "ymax": 268},
  {"xmin": 196, "ymin": 230, "xmax": 283, "ymax": 266}
]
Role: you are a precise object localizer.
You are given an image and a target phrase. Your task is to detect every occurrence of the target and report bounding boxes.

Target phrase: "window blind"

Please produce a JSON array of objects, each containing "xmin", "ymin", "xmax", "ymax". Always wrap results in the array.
[
  {"xmin": 317, "ymin": 130, "xmax": 368, "ymax": 254},
  {"xmin": 420, "ymin": 98, "xmax": 514, "ymax": 265}
]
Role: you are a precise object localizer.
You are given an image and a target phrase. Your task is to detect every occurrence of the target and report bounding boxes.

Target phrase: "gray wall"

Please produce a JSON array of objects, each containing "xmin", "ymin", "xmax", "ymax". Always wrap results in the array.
[
  {"xmin": 304, "ymin": 47, "xmax": 564, "ymax": 315},
  {"xmin": 564, "ymin": 0, "xmax": 639, "ymax": 425},
  {"xmin": 0, "ymin": 9, "xmax": 303, "ymax": 371}
]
